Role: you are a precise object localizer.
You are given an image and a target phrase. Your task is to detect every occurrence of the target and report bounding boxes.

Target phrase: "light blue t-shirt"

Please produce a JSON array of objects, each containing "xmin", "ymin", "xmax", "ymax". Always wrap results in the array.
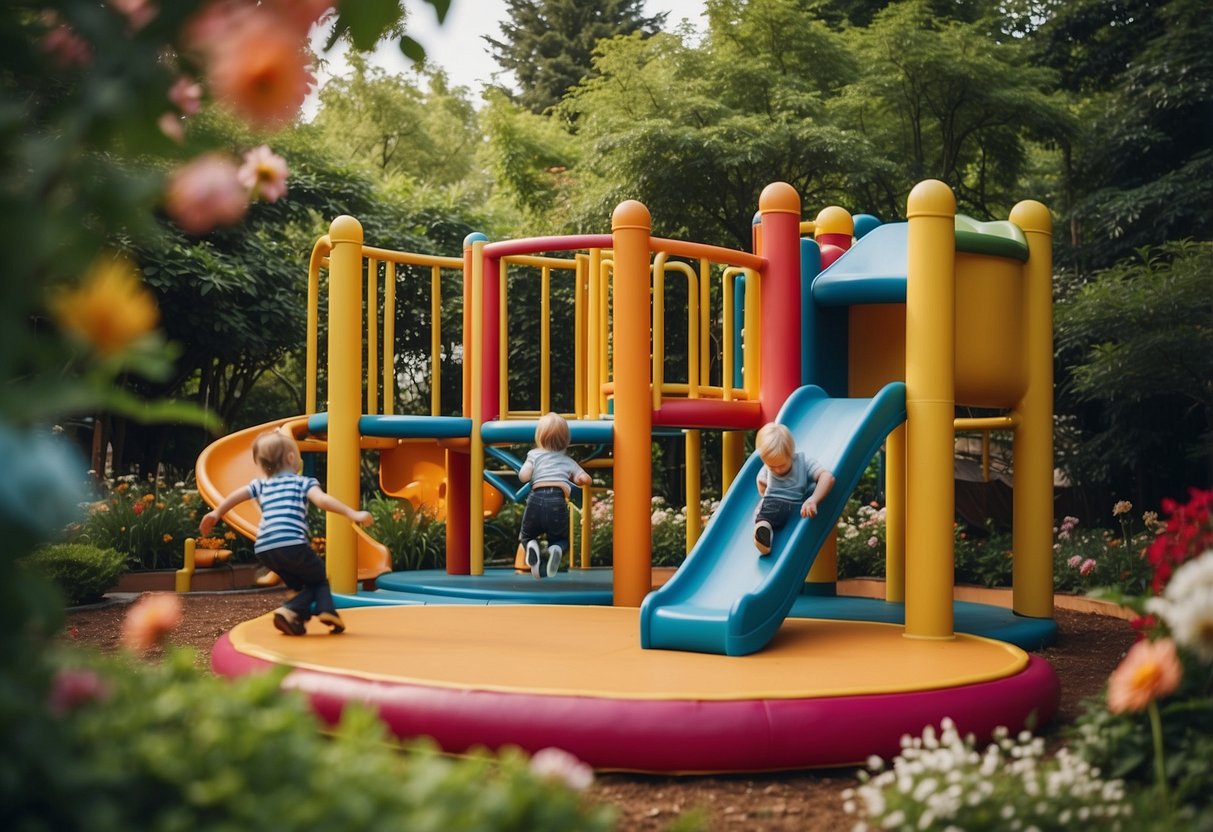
[
  {"xmin": 247, "ymin": 472, "xmax": 318, "ymax": 554},
  {"xmin": 520, "ymin": 449, "xmax": 586, "ymax": 496},
  {"xmin": 758, "ymin": 452, "xmax": 824, "ymax": 502}
]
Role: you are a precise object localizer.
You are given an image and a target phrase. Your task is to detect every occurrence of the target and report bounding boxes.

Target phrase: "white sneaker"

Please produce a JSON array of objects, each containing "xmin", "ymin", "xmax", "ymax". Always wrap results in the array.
[
  {"xmin": 546, "ymin": 544, "xmax": 562, "ymax": 578},
  {"xmin": 755, "ymin": 520, "xmax": 773, "ymax": 555},
  {"xmin": 525, "ymin": 540, "xmax": 541, "ymax": 579}
]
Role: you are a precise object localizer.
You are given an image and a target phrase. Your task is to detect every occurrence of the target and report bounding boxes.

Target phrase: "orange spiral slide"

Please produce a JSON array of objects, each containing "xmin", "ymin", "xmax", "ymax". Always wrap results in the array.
[{"xmin": 195, "ymin": 418, "xmax": 392, "ymax": 583}]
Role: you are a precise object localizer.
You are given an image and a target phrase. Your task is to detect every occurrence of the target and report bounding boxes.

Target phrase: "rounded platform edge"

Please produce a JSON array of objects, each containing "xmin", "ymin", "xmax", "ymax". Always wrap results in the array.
[{"xmin": 212, "ymin": 635, "xmax": 1059, "ymax": 774}]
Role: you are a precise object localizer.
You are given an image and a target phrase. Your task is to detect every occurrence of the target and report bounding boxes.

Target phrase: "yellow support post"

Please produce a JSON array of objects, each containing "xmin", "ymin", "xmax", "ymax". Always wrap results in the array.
[
  {"xmin": 904, "ymin": 181, "xmax": 956, "ymax": 640},
  {"xmin": 611, "ymin": 200, "xmax": 654, "ymax": 607},
  {"xmin": 326, "ymin": 215, "xmax": 363, "ymax": 594},
  {"xmin": 469, "ymin": 240, "xmax": 486, "ymax": 575},
  {"xmin": 1010, "ymin": 200, "xmax": 1055, "ymax": 618},
  {"xmin": 884, "ymin": 424, "xmax": 907, "ymax": 602},
  {"xmin": 175, "ymin": 537, "xmax": 196, "ymax": 593}
]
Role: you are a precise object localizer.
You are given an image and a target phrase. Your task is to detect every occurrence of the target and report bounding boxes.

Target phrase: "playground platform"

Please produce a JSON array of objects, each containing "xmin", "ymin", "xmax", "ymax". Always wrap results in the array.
[{"xmin": 212, "ymin": 572, "xmax": 1060, "ymax": 773}]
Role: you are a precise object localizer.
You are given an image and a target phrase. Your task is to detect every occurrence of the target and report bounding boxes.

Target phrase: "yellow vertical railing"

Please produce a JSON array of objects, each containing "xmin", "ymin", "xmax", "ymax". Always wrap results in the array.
[
  {"xmin": 383, "ymin": 262, "xmax": 396, "ymax": 415},
  {"xmin": 366, "ymin": 258, "xmax": 378, "ymax": 414},
  {"xmin": 430, "ymin": 265, "xmax": 441, "ymax": 416}
]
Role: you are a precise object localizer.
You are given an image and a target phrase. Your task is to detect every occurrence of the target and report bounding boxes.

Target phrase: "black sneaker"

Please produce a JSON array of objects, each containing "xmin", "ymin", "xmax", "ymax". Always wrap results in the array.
[
  {"xmin": 754, "ymin": 520, "xmax": 773, "ymax": 555},
  {"xmin": 273, "ymin": 607, "xmax": 306, "ymax": 636},
  {"xmin": 317, "ymin": 611, "xmax": 345, "ymax": 634},
  {"xmin": 525, "ymin": 540, "xmax": 542, "ymax": 579}
]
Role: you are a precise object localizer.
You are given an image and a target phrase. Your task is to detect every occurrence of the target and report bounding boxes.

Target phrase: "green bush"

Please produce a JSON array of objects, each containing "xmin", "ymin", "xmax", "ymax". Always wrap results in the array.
[
  {"xmin": 69, "ymin": 477, "xmax": 250, "ymax": 571},
  {"xmin": 364, "ymin": 495, "xmax": 447, "ymax": 571},
  {"xmin": 21, "ymin": 543, "xmax": 127, "ymax": 606},
  {"xmin": 9, "ymin": 647, "xmax": 615, "ymax": 832}
]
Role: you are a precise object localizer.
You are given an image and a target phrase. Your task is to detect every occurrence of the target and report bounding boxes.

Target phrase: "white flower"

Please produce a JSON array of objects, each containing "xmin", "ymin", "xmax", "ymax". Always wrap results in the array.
[
  {"xmin": 1159, "ymin": 586, "xmax": 1213, "ymax": 660},
  {"xmin": 528, "ymin": 746, "xmax": 593, "ymax": 791}
]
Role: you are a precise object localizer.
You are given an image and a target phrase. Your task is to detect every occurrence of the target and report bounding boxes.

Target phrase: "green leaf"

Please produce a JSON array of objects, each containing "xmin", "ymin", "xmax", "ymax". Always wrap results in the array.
[
  {"xmin": 424, "ymin": 0, "xmax": 451, "ymax": 25},
  {"xmin": 335, "ymin": 1, "xmax": 406, "ymax": 52},
  {"xmin": 398, "ymin": 35, "xmax": 427, "ymax": 65}
]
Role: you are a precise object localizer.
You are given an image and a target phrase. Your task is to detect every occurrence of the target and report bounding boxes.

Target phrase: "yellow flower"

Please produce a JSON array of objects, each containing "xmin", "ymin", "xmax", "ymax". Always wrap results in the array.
[
  {"xmin": 51, "ymin": 254, "xmax": 159, "ymax": 356},
  {"xmin": 141, "ymin": 493, "xmax": 155, "ymax": 503}
]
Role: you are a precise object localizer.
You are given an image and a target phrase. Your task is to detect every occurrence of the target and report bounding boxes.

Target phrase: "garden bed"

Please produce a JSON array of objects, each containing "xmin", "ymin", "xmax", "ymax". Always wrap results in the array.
[{"xmin": 110, "ymin": 562, "xmax": 260, "ymax": 593}]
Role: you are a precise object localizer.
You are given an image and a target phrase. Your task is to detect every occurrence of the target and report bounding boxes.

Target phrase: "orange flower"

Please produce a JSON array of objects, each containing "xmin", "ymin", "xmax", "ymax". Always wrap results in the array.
[
  {"xmin": 120, "ymin": 592, "xmax": 183, "ymax": 651},
  {"xmin": 162, "ymin": 533, "xmax": 173, "ymax": 543},
  {"xmin": 51, "ymin": 254, "xmax": 159, "ymax": 356},
  {"xmin": 204, "ymin": 8, "xmax": 314, "ymax": 129},
  {"xmin": 1107, "ymin": 638, "xmax": 1182, "ymax": 713}
]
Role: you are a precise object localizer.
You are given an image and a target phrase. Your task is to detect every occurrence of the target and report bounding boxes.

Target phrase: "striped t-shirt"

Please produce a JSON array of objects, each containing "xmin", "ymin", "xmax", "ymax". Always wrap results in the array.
[{"xmin": 247, "ymin": 473, "xmax": 319, "ymax": 554}]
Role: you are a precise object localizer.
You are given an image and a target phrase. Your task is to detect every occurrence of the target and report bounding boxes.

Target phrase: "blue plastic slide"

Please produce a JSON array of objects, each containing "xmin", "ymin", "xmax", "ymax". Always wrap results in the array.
[{"xmin": 640, "ymin": 383, "xmax": 907, "ymax": 656}]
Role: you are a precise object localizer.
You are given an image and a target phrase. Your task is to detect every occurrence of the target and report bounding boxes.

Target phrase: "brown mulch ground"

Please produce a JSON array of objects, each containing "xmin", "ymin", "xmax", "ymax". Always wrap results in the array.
[{"xmin": 65, "ymin": 589, "xmax": 1136, "ymax": 831}]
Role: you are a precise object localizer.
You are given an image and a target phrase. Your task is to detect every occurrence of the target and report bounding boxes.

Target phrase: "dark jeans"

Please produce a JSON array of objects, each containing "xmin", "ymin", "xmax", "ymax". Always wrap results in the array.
[
  {"xmin": 756, "ymin": 497, "xmax": 800, "ymax": 530},
  {"xmin": 519, "ymin": 486, "xmax": 570, "ymax": 552},
  {"xmin": 257, "ymin": 543, "xmax": 335, "ymax": 620}
]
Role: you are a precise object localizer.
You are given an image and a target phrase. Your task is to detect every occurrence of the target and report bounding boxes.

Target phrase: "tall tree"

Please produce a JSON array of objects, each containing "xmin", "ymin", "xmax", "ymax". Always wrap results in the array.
[
  {"xmin": 486, "ymin": 0, "xmax": 668, "ymax": 114},
  {"xmin": 310, "ymin": 52, "xmax": 481, "ymax": 190},
  {"xmin": 1026, "ymin": 0, "xmax": 1213, "ymax": 272}
]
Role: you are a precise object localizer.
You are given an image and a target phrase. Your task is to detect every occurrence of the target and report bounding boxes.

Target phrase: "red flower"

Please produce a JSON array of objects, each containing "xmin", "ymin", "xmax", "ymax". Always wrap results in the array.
[
  {"xmin": 1145, "ymin": 488, "xmax": 1213, "ymax": 594},
  {"xmin": 132, "ymin": 501, "xmax": 145, "ymax": 515}
]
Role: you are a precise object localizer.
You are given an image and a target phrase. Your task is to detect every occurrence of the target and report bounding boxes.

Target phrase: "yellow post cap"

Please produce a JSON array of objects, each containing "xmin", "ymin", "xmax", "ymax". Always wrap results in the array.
[
  {"xmin": 907, "ymin": 180, "xmax": 956, "ymax": 218},
  {"xmin": 1009, "ymin": 200, "xmax": 1053, "ymax": 236},
  {"xmin": 329, "ymin": 215, "xmax": 364, "ymax": 244},
  {"xmin": 814, "ymin": 205, "xmax": 854, "ymax": 237}
]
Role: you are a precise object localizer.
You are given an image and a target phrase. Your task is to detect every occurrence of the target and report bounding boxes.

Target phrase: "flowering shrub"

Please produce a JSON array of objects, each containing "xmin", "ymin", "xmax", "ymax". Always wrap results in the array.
[
  {"xmin": 835, "ymin": 497, "xmax": 1156, "ymax": 597},
  {"xmin": 843, "ymin": 719, "xmax": 1132, "ymax": 831},
  {"xmin": 1068, "ymin": 489, "xmax": 1213, "ymax": 827},
  {"xmin": 584, "ymin": 491, "xmax": 718, "ymax": 567},
  {"xmin": 68, "ymin": 475, "xmax": 248, "ymax": 570}
]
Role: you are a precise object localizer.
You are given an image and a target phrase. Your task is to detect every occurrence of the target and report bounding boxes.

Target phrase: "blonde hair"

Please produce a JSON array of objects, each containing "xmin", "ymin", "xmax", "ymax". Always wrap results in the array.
[
  {"xmin": 534, "ymin": 412, "xmax": 571, "ymax": 452},
  {"xmin": 755, "ymin": 422, "xmax": 794, "ymax": 468},
  {"xmin": 252, "ymin": 429, "xmax": 300, "ymax": 476}
]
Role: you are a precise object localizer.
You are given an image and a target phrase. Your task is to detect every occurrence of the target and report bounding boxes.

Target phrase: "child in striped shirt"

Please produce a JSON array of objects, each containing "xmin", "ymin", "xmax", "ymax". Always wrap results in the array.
[{"xmin": 199, "ymin": 429, "xmax": 372, "ymax": 636}]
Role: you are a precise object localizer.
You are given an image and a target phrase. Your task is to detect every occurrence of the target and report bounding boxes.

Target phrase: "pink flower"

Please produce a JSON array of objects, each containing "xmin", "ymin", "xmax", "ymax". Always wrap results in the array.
[
  {"xmin": 158, "ymin": 112, "xmax": 185, "ymax": 144},
  {"xmin": 529, "ymin": 747, "xmax": 594, "ymax": 791},
  {"xmin": 1107, "ymin": 638, "xmax": 1182, "ymax": 714},
  {"xmin": 165, "ymin": 152, "xmax": 248, "ymax": 235},
  {"xmin": 1067, "ymin": 555, "xmax": 1082, "ymax": 569},
  {"xmin": 108, "ymin": 0, "xmax": 157, "ymax": 30},
  {"xmin": 867, "ymin": 536, "xmax": 879, "ymax": 548},
  {"xmin": 120, "ymin": 592, "xmax": 183, "ymax": 651},
  {"xmin": 1080, "ymin": 558, "xmax": 1097, "ymax": 577},
  {"xmin": 168, "ymin": 76, "xmax": 203, "ymax": 115},
  {"xmin": 49, "ymin": 668, "xmax": 110, "ymax": 714},
  {"xmin": 202, "ymin": 7, "xmax": 315, "ymax": 129},
  {"xmin": 238, "ymin": 145, "xmax": 289, "ymax": 202},
  {"xmin": 42, "ymin": 23, "xmax": 92, "ymax": 68}
]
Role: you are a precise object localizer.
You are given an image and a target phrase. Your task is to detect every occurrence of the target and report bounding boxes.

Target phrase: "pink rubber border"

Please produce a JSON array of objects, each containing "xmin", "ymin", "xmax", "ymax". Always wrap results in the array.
[{"xmin": 213, "ymin": 634, "xmax": 1059, "ymax": 772}]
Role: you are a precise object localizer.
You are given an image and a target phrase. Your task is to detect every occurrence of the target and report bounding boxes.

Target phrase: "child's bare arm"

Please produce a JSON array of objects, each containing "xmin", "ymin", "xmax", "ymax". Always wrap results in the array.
[
  {"xmin": 756, "ymin": 470, "xmax": 768, "ymax": 496},
  {"xmin": 574, "ymin": 469, "xmax": 592, "ymax": 487},
  {"xmin": 518, "ymin": 459, "xmax": 533, "ymax": 483},
  {"xmin": 307, "ymin": 486, "xmax": 373, "ymax": 527},
  {"xmin": 800, "ymin": 470, "xmax": 835, "ymax": 518},
  {"xmin": 199, "ymin": 486, "xmax": 252, "ymax": 535}
]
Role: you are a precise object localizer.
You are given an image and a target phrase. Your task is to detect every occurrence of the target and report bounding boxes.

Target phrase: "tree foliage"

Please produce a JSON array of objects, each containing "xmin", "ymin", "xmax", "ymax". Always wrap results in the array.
[
  {"xmin": 1054, "ymin": 241, "xmax": 1213, "ymax": 503},
  {"xmin": 486, "ymin": 0, "xmax": 668, "ymax": 114}
]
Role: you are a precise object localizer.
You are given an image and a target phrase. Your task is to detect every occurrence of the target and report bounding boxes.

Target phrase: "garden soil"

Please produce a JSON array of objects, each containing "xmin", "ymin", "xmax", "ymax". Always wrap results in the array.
[{"xmin": 65, "ymin": 589, "xmax": 1136, "ymax": 831}]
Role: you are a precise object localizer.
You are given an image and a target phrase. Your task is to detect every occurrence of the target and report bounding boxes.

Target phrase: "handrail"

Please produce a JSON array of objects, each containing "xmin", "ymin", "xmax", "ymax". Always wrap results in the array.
[
  {"xmin": 652, "ymin": 255, "xmax": 700, "ymax": 412},
  {"xmin": 306, "ymin": 233, "xmax": 461, "ymax": 421}
]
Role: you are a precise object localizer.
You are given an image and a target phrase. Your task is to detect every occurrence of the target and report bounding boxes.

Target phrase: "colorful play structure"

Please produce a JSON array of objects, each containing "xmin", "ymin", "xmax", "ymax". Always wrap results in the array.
[{"xmin": 205, "ymin": 179, "xmax": 1061, "ymax": 772}]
